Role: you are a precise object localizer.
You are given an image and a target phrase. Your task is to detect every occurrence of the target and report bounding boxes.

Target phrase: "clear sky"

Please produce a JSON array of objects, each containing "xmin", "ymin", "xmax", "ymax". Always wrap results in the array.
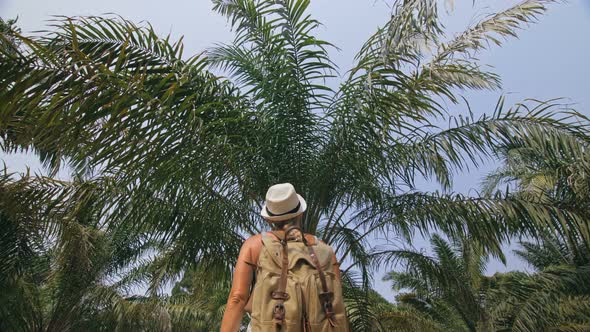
[{"xmin": 2, "ymin": 0, "xmax": 590, "ymax": 301}]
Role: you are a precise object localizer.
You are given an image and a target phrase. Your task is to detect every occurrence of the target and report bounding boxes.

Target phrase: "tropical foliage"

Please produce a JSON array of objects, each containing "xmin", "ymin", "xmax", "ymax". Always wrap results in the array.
[
  {"xmin": 381, "ymin": 75, "xmax": 590, "ymax": 330},
  {"xmin": 1, "ymin": 0, "xmax": 587, "ymax": 330},
  {"xmin": 382, "ymin": 234, "xmax": 499, "ymax": 331},
  {"xmin": 382, "ymin": 234, "xmax": 590, "ymax": 331},
  {"xmin": 482, "ymin": 105, "xmax": 590, "ymax": 257},
  {"xmin": 479, "ymin": 102, "xmax": 590, "ymax": 331},
  {"xmin": 0, "ymin": 172, "xmax": 214, "ymax": 331},
  {"xmin": 494, "ymin": 237, "xmax": 590, "ymax": 331}
]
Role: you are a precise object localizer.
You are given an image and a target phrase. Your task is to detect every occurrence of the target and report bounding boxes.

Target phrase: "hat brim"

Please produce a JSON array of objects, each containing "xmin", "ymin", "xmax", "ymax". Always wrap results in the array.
[{"xmin": 261, "ymin": 194, "xmax": 307, "ymax": 222}]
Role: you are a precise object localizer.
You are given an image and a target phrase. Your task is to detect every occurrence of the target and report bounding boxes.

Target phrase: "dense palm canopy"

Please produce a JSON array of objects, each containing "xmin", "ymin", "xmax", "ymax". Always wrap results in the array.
[
  {"xmin": 379, "ymin": 89, "xmax": 590, "ymax": 331},
  {"xmin": 482, "ymin": 106, "xmax": 590, "ymax": 256},
  {"xmin": 0, "ymin": 172, "xmax": 216, "ymax": 331},
  {"xmin": 495, "ymin": 239, "xmax": 590, "ymax": 331},
  {"xmin": 1, "ymin": 0, "xmax": 589, "ymax": 330},
  {"xmin": 382, "ymin": 235, "xmax": 590, "ymax": 331},
  {"xmin": 382, "ymin": 234, "xmax": 497, "ymax": 331},
  {"xmin": 478, "ymin": 103, "xmax": 590, "ymax": 331}
]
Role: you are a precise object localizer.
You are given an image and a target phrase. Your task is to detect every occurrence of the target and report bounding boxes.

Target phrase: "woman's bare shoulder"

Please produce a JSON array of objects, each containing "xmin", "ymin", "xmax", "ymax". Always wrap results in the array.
[
  {"xmin": 304, "ymin": 233, "xmax": 318, "ymax": 245},
  {"xmin": 243, "ymin": 234, "xmax": 263, "ymax": 247}
]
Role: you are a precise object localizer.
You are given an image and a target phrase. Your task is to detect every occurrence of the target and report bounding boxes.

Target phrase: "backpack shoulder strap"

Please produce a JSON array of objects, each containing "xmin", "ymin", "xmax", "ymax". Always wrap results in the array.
[{"xmin": 269, "ymin": 230, "xmax": 289, "ymax": 328}]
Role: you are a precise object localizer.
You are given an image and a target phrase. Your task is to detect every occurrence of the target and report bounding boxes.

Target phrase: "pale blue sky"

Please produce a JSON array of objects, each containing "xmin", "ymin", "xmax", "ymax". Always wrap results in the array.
[{"xmin": 2, "ymin": 0, "xmax": 590, "ymax": 301}]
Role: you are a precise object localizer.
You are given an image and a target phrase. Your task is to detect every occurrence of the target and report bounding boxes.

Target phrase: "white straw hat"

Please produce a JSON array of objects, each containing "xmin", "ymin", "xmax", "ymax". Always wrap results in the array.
[{"xmin": 261, "ymin": 183, "xmax": 307, "ymax": 222}]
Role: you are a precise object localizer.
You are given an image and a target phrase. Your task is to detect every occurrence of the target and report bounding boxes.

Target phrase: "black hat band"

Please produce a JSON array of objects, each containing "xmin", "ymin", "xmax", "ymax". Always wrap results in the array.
[{"xmin": 266, "ymin": 202, "xmax": 301, "ymax": 217}]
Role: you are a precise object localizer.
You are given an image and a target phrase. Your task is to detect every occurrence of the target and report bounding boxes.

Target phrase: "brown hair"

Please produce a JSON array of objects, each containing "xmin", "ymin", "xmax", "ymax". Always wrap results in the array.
[{"xmin": 269, "ymin": 214, "xmax": 302, "ymax": 231}]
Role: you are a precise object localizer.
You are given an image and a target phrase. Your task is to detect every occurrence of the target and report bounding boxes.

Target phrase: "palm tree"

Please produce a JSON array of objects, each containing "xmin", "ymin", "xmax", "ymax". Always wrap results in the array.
[
  {"xmin": 382, "ymin": 234, "xmax": 590, "ymax": 332},
  {"xmin": 382, "ymin": 234, "xmax": 502, "ymax": 331},
  {"xmin": 0, "ymin": 172, "xmax": 214, "ymax": 331},
  {"xmin": 170, "ymin": 266, "xmax": 237, "ymax": 331},
  {"xmin": 1, "ymin": 0, "xmax": 587, "ymax": 329},
  {"xmin": 482, "ymin": 104, "xmax": 590, "ymax": 258},
  {"xmin": 490, "ymin": 237, "xmax": 590, "ymax": 332},
  {"xmin": 481, "ymin": 110, "xmax": 590, "ymax": 331}
]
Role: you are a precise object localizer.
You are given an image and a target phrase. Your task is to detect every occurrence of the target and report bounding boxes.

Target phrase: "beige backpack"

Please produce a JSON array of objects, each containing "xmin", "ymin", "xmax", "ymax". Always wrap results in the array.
[{"xmin": 249, "ymin": 227, "xmax": 349, "ymax": 332}]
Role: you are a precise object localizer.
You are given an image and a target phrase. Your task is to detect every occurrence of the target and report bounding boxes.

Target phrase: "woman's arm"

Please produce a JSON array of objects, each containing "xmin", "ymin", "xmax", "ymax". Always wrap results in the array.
[
  {"xmin": 220, "ymin": 237, "xmax": 257, "ymax": 332},
  {"xmin": 331, "ymin": 252, "xmax": 341, "ymax": 280}
]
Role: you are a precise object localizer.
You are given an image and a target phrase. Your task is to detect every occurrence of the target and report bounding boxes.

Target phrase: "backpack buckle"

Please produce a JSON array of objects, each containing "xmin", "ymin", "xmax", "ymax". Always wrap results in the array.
[
  {"xmin": 319, "ymin": 291, "xmax": 334, "ymax": 302},
  {"xmin": 320, "ymin": 292, "xmax": 335, "ymax": 317},
  {"xmin": 271, "ymin": 291, "xmax": 290, "ymax": 300},
  {"xmin": 273, "ymin": 303, "xmax": 285, "ymax": 314},
  {"xmin": 323, "ymin": 301, "xmax": 334, "ymax": 313},
  {"xmin": 273, "ymin": 303, "xmax": 286, "ymax": 322}
]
